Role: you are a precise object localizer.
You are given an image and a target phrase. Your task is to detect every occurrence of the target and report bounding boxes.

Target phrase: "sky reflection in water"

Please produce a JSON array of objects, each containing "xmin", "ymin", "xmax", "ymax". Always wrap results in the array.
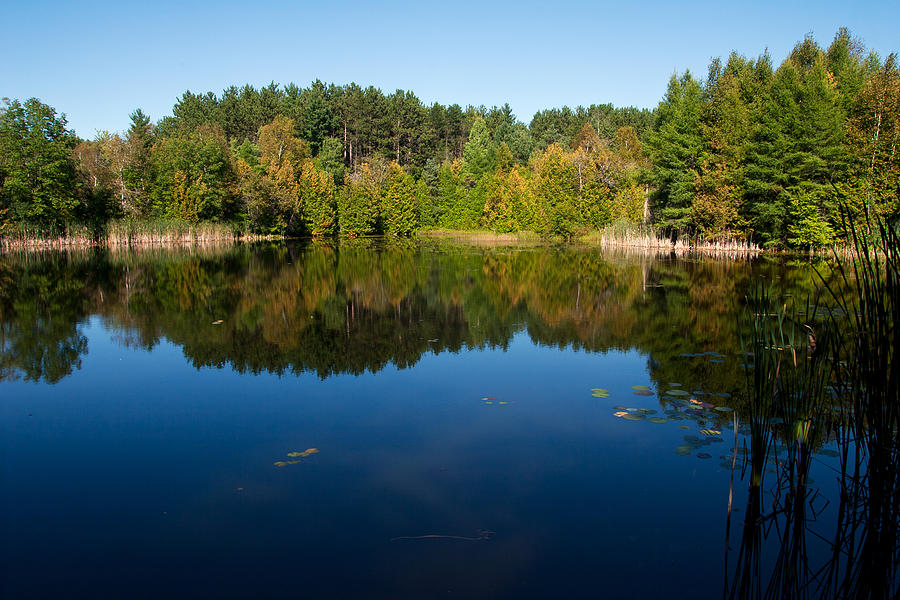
[{"xmin": 0, "ymin": 243, "xmax": 848, "ymax": 598}]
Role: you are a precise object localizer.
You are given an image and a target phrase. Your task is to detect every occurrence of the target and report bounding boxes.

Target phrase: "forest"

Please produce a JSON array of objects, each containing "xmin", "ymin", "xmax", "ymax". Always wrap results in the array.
[{"xmin": 0, "ymin": 29, "xmax": 897, "ymax": 248}]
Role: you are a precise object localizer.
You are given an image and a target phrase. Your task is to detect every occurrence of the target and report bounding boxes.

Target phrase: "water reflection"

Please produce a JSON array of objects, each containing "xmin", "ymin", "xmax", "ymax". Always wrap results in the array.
[
  {"xmin": 2, "ymin": 240, "xmax": 896, "ymax": 597},
  {"xmin": 0, "ymin": 241, "xmax": 836, "ymax": 387}
]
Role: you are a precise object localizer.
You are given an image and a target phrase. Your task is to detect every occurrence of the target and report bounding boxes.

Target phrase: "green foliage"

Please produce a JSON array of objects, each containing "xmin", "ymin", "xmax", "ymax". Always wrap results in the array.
[
  {"xmin": 785, "ymin": 183, "xmax": 835, "ymax": 247},
  {"xmin": 5, "ymin": 29, "xmax": 896, "ymax": 247},
  {"xmin": 646, "ymin": 72, "xmax": 704, "ymax": 231},
  {"xmin": 150, "ymin": 125, "xmax": 235, "ymax": 223},
  {"xmin": 744, "ymin": 38, "xmax": 850, "ymax": 247},
  {"xmin": 381, "ymin": 163, "xmax": 418, "ymax": 236},
  {"xmin": 338, "ymin": 170, "xmax": 378, "ymax": 237},
  {"xmin": 299, "ymin": 160, "xmax": 337, "ymax": 236},
  {"xmin": 533, "ymin": 144, "xmax": 579, "ymax": 238},
  {"xmin": 0, "ymin": 98, "xmax": 79, "ymax": 233},
  {"xmin": 315, "ymin": 137, "xmax": 347, "ymax": 185},
  {"xmin": 462, "ymin": 117, "xmax": 496, "ymax": 178}
]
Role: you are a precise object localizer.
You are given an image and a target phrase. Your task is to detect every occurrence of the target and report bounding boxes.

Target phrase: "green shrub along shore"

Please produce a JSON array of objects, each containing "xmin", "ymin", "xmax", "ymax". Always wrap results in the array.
[{"xmin": 1, "ymin": 29, "xmax": 897, "ymax": 250}]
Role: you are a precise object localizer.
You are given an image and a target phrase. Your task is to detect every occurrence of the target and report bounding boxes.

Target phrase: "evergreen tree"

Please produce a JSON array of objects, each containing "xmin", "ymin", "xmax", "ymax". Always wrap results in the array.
[
  {"xmin": 381, "ymin": 163, "xmax": 418, "ymax": 236},
  {"xmin": 646, "ymin": 72, "xmax": 704, "ymax": 232},
  {"xmin": 745, "ymin": 38, "xmax": 848, "ymax": 246},
  {"xmin": 462, "ymin": 117, "xmax": 496, "ymax": 178},
  {"xmin": 123, "ymin": 108, "xmax": 153, "ymax": 216}
]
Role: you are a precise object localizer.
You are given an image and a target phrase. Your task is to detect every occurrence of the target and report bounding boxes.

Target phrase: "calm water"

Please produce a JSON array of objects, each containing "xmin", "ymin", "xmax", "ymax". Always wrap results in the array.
[{"xmin": 0, "ymin": 242, "xmax": 851, "ymax": 598}]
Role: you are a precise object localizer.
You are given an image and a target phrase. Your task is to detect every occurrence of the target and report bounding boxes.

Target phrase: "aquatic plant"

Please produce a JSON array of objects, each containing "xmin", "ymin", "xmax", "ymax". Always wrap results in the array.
[{"xmin": 726, "ymin": 209, "xmax": 900, "ymax": 598}]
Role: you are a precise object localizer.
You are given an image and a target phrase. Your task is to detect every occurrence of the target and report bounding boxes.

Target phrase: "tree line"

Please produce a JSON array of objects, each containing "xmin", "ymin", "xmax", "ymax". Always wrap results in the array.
[{"xmin": 0, "ymin": 28, "xmax": 897, "ymax": 247}]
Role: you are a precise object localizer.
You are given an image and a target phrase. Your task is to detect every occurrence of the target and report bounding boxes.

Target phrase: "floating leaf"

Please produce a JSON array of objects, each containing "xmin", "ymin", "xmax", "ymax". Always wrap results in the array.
[
  {"xmin": 273, "ymin": 461, "xmax": 288, "ymax": 467},
  {"xmin": 668, "ymin": 383, "xmax": 682, "ymax": 387},
  {"xmin": 632, "ymin": 390, "xmax": 654, "ymax": 396},
  {"xmin": 637, "ymin": 408, "xmax": 657, "ymax": 414},
  {"xmin": 674, "ymin": 446, "xmax": 692, "ymax": 455},
  {"xmin": 285, "ymin": 460, "xmax": 301, "ymax": 465},
  {"xmin": 678, "ymin": 425, "xmax": 690, "ymax": 430},
  {"xmin": 613, "ymin": 405, "xmax": 627, "ymax": 410},
  {"xmin": 714, "ymin": 406, "xmax": 733, "ymax": 412},
  {"xmin": 286, "ymin": 452, "xmax": 304, "ymax": 458},
  {"xmin": 613, "ymin": 411, "xmax": 628, "ymax": 417},
  {"xmin": 498, "ymin": 401, "xmax": 510, "ymax": 405},
  {"xmin": 304, "ymin": 448, "xmax": 319, "ymax": 454},
  {"xmin": 696, "ymin": 453, "xmax": 712, "ymax": 459},
  {"xmin": 484, "ymin": 401, "xmax": 493, "ymax": 405},
  {"xmin": 631, "ymin": 385, "xmax": 651, "ymax": 391},
  {"xmin": 667, "ymin": 389, "xmax": 689, "ymax": 396},
  {"xmin": 212, "ymin": 319, "xmax": 224, "ymax": 325},
  {"xmin": 648, "ymin": 417, "xmax": 669, "ymax": 424},
  {"xmin": 591, "ymin": 388, "xmax": 610, "ymax": 394},
  {"xmin": 699, "ymin": 429, "xmax": 722, "ymax": 436},
  {"xmin": 623, "ymin": 413, "xmax": 645, "ymax": 421}
]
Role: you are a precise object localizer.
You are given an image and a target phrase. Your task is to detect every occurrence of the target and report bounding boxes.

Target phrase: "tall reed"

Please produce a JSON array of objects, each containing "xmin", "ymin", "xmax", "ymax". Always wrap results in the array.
[{"xmin": 727, "ymin": 210, "xmax": 899, "ymax": 599}]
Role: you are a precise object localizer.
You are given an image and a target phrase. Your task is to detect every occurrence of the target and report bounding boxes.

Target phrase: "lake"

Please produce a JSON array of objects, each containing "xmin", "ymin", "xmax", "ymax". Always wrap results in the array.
[{"xmin": 0, "ymin": 241, "xmax": 876, "ymax": 598}]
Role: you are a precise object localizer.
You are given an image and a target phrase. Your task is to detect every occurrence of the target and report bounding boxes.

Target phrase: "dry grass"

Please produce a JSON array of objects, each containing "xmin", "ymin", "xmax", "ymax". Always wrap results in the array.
[
  {"xmin": 0, "ymin": 220, "xmax": 244, "ymax": 252},
  {"xmin": 418, "ymin": 229, "xmax": 543, "ymax": 247},
  {"xmin": 105, "ymin": 220, "xmax": 235, "ymax": 246},
  {"xmin": 581, "ymin": 228, "xmax": 761, "ymax": 255}
]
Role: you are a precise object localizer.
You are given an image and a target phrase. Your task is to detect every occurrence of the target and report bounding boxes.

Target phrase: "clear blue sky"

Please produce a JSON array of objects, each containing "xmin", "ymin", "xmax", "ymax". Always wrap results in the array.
[{"xmin": 3, "ymin": 0, "xmax": 898, "ymax": 138}]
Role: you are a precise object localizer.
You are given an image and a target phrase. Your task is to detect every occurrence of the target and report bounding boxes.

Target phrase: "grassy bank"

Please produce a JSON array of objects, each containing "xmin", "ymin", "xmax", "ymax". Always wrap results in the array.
[{"xmin": 0, "ymin": 219, "xmax": 243, "ymax": 251}]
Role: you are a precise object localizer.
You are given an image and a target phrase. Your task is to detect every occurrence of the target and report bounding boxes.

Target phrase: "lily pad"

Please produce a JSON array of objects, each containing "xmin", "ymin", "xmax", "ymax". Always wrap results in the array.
[
  {"xmin": 613, "ymin": 411, "xmax": 628, "ymax": 417},
  {"xmin": 613, "ymin": 405, "xmax": 627, "ymax": 410},
  {"xmin": 591, "ymin": 388, "xmax": 610, "ymax": 394},
  {"xmin": 631, "ymin": 385, "xmax": 651, "ymax": 391},
  {"xmin": 212, "ymin": 319, "xmax": 224, "ymax": 325},
  {"xmin": 648, "ymin": 417, "xmax": 669, "ymax": 424},
  {"xmin": 632, "ymin": 390, "xmax": 654, "ymax": 396},
  {"xmin": 696, "ymin": 453, "xmax": 712, "ymax": 459},
  {"xmin": 714, "ymin": 406, "xmax": 734, "ymax": 412},
  {"xmin": 623, "ymin": 413, "xmax": 645, "ymax": 421},
  {"xmin": 637, "ymin": 408, "xmax": 657, "ymax": 414},
  {"xmin": 668, "ymin": 382, "xmax": 682, "ymax": 387},
  {"xmin": 667, "ymin": 389, "xmax": 690, "ymax": 396},
  {"xmin": 674, "ymin": 445, "xmax": 692, "ymax": 455}
]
